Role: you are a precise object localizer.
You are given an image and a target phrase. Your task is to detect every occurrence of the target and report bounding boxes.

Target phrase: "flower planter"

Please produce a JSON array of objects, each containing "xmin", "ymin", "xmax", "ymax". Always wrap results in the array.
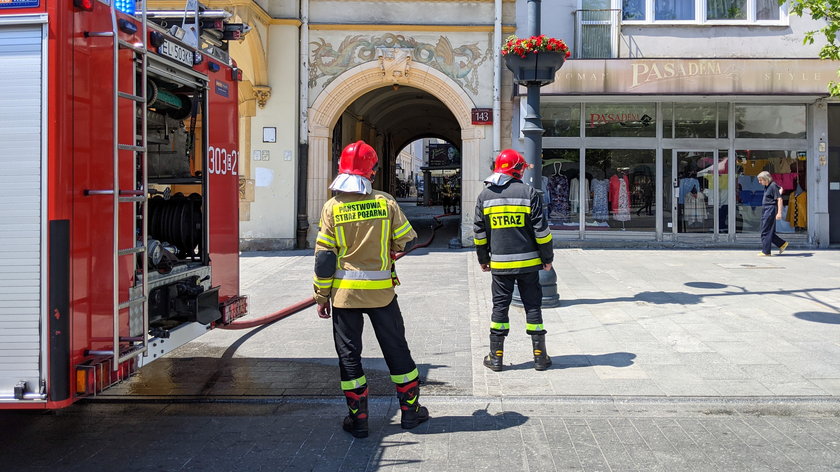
[{"xmin": 504, "ymin": 51, "xmax": 566, "ymax": 86}]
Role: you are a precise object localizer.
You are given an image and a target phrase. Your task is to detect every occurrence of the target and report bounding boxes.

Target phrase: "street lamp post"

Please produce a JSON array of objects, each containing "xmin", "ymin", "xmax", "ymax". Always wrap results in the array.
[{"xmin": 516, "ymin": 0, "xmax": 561, "ymax": 307}]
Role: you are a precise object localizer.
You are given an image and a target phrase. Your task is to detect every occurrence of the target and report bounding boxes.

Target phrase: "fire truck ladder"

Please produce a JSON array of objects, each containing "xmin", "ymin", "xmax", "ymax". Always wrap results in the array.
[{"xmin": 85, "ymin": 2, "xmax": 150, "ymax": 372}]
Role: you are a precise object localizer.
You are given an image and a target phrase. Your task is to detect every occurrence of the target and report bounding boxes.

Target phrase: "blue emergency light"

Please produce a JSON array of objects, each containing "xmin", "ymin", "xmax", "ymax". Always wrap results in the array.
[{"xmin": 114, "ymin": 0, "xmax": 135, "ymax": 15}]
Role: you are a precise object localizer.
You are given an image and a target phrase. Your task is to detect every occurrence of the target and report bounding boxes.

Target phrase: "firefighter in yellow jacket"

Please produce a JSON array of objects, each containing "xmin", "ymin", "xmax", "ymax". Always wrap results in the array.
[{"xmin": 314, "ymin": 140, "xmax": 429, "ymax": 438}]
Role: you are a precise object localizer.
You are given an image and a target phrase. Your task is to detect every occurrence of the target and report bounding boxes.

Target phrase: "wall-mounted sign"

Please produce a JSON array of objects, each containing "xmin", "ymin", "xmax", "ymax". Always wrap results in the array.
[
  {"xmin": 471, "ymin": 108, "xmax": 493, "ymax": 125},
  {"xmin": 428, "ymin": 143, "xmax": 459, "ymax": 167},
  {"xmin": 588, "ymin": 112, "xmax": 653, "ymax": 128},
  {"xmin": 532, "ymin": 59, "xmax": 839, "ymax": 96},
  {"xmin": 262, "ymin": 127, "xmax": 276, "ymax": 143}
]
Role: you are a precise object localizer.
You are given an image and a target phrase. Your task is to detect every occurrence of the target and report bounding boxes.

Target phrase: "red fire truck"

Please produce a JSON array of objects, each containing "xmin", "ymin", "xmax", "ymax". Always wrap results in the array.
[{"xmin": 0, "ymin": 0, "xmax": 249, "ymax": 408}]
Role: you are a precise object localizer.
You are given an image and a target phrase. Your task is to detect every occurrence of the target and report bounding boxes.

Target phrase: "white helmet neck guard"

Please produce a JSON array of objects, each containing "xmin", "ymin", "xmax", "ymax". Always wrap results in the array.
[{"xmin": 329, "ymin": 173, "xmax": 373, "ymax": 194}]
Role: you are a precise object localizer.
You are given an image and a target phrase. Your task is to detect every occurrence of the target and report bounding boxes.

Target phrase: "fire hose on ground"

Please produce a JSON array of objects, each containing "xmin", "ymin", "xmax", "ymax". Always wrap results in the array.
[{"xmin": 219, "ymin": 213, "xmax": 450, "ymax": 330}]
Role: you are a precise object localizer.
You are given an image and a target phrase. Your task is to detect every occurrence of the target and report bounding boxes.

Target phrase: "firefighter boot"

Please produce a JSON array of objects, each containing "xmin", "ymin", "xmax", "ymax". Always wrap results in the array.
[
  {"xmin": 395, "ymin": 380, "xmax": 429, "ymax": 429},
  {"xmin": 483, "ymin": 334, "xmax": 505, "ymax": 372},
  {"xmin": 342, "ymin": 386, "xmax": 369, "ymax": 438},
  {"xmin": 531, "ymin": 334, "xmax": 552, "ymax": 371}
]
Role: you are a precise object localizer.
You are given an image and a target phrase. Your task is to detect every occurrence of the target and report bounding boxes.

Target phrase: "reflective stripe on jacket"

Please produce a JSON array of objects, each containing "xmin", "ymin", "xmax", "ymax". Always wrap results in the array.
[
  {"xmin": 473, "ymin": 179, "xmax": 553, "ymax": 274},
  {"xmin": 314, "ymin": 190, "xmax": 417, "ymax": 308}
]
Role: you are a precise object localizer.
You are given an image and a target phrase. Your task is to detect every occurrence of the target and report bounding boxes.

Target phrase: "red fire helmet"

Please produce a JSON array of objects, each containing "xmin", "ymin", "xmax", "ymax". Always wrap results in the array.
[
  {"xmin": 338, "ymin": 140, "xmax": 378, "ymax": 179},
  {"xmin": 494, "ymin": 149, "xmax": 528, "ymax": 179}
]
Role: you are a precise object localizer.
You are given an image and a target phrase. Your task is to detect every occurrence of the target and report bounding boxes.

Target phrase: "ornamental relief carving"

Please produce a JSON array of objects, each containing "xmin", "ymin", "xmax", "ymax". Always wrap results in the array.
[
  {"xmin": 309, "ymin": 33, "xmax": 491, "ymax": 94},
  {"xmin": 252, "ymin": 85, "xmax": 271, "ymax": 108}
]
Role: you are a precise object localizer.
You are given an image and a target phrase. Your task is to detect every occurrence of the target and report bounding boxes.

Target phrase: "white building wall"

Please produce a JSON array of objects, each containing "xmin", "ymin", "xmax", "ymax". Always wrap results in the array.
[
  {"xmin": 265, "ymin": 0, "xmax": 299, "ymax": 17},
  {"xmin": 620, "ymin": 19, "xmax": 826, "ymax": 57},
  {"xmin": 239, "ymin": 24, "xmax": 300, "ymax": 249},
  {"xmin": 531, "ymin": 0, "xmax": 827, "ymax": 58}
]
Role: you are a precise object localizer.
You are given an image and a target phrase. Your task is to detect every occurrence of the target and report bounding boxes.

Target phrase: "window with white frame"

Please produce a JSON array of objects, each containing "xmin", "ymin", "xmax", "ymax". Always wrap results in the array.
[{"xmin": 621, "ymin": 0, "xmax": 786, "ymax": 23}]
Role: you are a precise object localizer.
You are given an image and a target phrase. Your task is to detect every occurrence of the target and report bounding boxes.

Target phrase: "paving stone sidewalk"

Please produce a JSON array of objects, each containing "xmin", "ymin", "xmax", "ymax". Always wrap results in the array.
[
  {"xmin": 2, "ymin": 397, "xmax": 839, "ymax": 471},
  {"xmin": 105, "ymin": 248, "xmax": 840, "ymax": 399},
  {"xmin": 3, "ymin": 247, "xmax": 839, "ymax": 471}
]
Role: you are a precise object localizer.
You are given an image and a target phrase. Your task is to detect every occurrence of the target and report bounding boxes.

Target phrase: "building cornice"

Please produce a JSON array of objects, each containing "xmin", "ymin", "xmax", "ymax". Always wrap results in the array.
[
  {"xmin": 272, "ymin": 18, "xmax": 303, "ymax": 26},
  {"xmin": 310, "ymin": 0, "xmax": 514, "ymax": 2},
  {"xmin": 309, "ymin": 23, "xmax": 515, "ymax": 32}
]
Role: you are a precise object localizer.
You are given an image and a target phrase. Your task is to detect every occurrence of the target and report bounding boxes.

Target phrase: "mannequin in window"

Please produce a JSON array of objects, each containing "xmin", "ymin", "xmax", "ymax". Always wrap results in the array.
[
  {"xmin": 590, "ymin": 168, "xmax": 609, "ymax": 222},
  {"xmin": 786, "ymin": 175, "xmax": 807, "ymax": 230},
  {"xmin": 568, "ymin": 167, "xmax": 589, "ymax": 217},
  {"xmin": 609, "ymin": 167, "xmax": 631, "ymax": 229},
  {"xmin": 678, "ymin": 170, "xmax": 701, "ymax": 232},
  {"xmin": 547, "ymin": 162, "xmax": 571, "ymax": 223}
]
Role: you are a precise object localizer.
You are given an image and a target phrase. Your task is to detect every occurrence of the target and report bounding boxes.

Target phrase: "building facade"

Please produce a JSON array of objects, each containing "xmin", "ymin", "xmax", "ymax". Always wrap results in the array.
[
  {"xmin": 218, "ymin": 0, "xmax": 518, "ymax": 250},
  {"xmin": 512, "ymin": 0, "xmax": 839, "ymax": 247},
  {"xmin": 164, "ymin": 0, "xmax": 838, "ymax": 249}
]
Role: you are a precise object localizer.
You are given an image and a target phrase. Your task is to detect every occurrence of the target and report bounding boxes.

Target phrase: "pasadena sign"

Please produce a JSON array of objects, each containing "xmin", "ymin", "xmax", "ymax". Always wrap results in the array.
[
  {"xmin": 631, "ymin": 61, "xmax": 723, "ymax": 88},
  {"xmin": 533, "ymin": 58, "xmax": 837, "ymax": 95}
]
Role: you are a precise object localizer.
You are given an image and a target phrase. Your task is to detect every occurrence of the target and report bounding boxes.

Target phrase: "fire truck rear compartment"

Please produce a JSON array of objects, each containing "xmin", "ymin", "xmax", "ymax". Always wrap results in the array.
[{"xmin": 141, "ymin": 72, "xmax": 216, "ymax": 329}]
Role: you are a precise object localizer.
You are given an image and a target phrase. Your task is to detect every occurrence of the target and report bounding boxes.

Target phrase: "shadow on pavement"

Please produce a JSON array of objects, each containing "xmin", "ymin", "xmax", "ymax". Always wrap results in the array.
[
  {"xmin": 504, "ymin": 352, "xmax": 637, "ymax": 371},
  {"xmin": 561, "ymin": 285, "xmax": 840, "ymax": 310},
  {"xmin": 402, "ymin": 408, "xmax": 528, "ymax": 435},
  {"xmin": 794, "ymin": 311, "xmax": 840, "ymax": 324}
]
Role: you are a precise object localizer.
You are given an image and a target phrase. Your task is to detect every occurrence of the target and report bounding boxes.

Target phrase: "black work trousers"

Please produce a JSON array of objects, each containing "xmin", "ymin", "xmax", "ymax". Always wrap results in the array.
[
  {"xmin": 491, "ymin": 270, "xmax": 544, "ymax": 335},
  {"xmin": 760, "ymin": 205, "xmax": 786, "ymax": 255},
  {"xmin": 332, "ymin": 296, "xmax": 417, "ymax": 384}
]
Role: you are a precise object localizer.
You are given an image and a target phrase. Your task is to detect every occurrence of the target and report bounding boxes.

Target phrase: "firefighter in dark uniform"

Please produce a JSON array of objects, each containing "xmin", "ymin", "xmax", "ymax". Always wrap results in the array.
[
  {"xmin": 473, "ymin": 149, "xmax": 554, "ymax": 371},
  {"xmin": 314, "ymin": 140, "xmax": 430, "ymax": 438}
]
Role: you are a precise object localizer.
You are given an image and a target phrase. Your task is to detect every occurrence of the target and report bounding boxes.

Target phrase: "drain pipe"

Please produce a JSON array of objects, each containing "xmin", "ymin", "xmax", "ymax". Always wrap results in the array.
[
  {"xmin": 295, "ymin": 0, "xmax": 310, "ymax": 249},
  {"xmin": 493, "ymin": 0, "xmax": 502, "ymax": 154}
]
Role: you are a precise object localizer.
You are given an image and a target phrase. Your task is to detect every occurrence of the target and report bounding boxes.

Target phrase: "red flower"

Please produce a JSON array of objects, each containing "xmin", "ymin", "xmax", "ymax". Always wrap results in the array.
[{"xmin": 501, "ymin": 34, "xmax": 571, "ymax": 58}]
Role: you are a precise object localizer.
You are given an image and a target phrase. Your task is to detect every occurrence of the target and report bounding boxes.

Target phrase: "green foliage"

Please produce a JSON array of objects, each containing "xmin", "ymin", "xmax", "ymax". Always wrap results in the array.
[{"xmin": 785, "ymin": 0, "xmax": 840, "ymax": 94}]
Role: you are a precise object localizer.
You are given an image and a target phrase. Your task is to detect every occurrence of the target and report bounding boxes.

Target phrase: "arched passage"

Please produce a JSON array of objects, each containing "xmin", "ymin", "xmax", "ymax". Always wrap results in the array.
[{"xmin": 307, "ymin": 57, "xmax": 485, "ymax": 245}]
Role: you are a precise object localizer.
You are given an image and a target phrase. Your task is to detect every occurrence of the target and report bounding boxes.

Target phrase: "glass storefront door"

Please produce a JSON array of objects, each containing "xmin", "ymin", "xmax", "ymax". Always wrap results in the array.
[{"xmin": 671, "ymin": 150, "xmax": 723, "ymax": 235}]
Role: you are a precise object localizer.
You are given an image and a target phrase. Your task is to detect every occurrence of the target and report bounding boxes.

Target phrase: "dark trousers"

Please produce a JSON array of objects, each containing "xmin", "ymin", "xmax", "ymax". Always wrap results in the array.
[
  {"xmin": 332, "ymin": 296, "xmax": 416, "ymax": 384},
  {"xmin": 760, "ymin": 205, "xmax": 786, "ymax": 255},
  {"xmin": 491, "ymin": 271, "xmax": 544, "ymax": 335}
]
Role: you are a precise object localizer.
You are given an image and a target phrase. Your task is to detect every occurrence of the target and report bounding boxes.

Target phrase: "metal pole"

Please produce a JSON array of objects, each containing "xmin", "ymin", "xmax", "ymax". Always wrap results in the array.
[
  {"xmin": 522, "ymin": 84, "xmax": 543, "ymax": 189},
  {"xmin": 527, "ymin": 0, "xmax": 541, "ymax": 37},
  {"xmin": 518, "ymin": 0, "xmax": 560, "ymax": 308},
  {"xmin": 523, "ymin": 0, "xmax": 543, "ymax": 187}
]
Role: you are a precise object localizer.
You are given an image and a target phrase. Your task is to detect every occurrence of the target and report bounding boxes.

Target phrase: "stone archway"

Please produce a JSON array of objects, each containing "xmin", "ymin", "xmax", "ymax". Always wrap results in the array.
[{"xmin": 307, "ymin": 54, "xmax": 485, "ymax": 245}]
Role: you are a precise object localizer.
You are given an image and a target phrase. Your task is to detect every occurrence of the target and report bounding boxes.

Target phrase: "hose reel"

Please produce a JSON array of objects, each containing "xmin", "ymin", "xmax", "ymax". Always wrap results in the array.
[
  {"xmin": 148, "ymin": 193, "xmax": 202, "ymax": 258},
  {"xmin": 147, "ymin": 79, "xmax": 193, "ymax": 120}
]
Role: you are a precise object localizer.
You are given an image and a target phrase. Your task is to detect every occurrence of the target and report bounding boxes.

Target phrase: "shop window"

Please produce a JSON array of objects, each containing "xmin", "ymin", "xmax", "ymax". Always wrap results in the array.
[
  {"xmin": 734, "ymin": 150, "xmax": 807, "ymax": 234},
  {"xmin": 664, "ymin": 102, "xmax": 728, "ymax": 139},
  {"xmin": 718, "ymin": 103, "xmax": 729, "ymax": 138},
  {"xmin": 542, "ymin": 149, "xmax": 582, "ymax": 231},
  {"xmin": 622, "ymin": 0, "xmax": 785, "ymax": 23},
  {"xmin": 585, "ymin": 103, "xmax": 656, "ymax": 138},
  {"xmin": 542, "ymin": 103, "xmax": 581, "ymax": 137},
  {"xmin": 585, "ymin": 149, "xmax": 656, "ymax": 232},
  {"xmin": 676, "ymin": 151, "xmax": 724, "ymax": 233},
  {"xmin": 734, "ymin": 105, "xmax": 806, "ymax": 139},
  {"xmin": 663, "ymin": 149, "xmax": 674, "ymax": 230}
]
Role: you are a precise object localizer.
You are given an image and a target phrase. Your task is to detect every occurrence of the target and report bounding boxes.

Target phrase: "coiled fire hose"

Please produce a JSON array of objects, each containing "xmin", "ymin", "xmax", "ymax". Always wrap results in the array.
[{"xmin": 219, "ymin": 214, "xmax": 448, "ymax": 330}]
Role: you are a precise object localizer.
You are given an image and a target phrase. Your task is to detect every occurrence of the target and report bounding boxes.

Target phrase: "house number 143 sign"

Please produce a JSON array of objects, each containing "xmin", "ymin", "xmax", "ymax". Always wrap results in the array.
[{"xmin": 471, "ymin": 108, "xmax": 492, "ymax": 125}]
